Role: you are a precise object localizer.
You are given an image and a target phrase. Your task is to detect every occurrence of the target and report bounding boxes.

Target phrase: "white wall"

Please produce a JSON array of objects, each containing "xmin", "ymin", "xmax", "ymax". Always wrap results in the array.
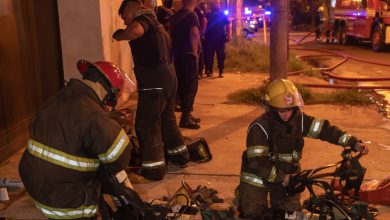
[{"xmin": 57, "ymin": 0, "xmax": 133, "ymax": 81}]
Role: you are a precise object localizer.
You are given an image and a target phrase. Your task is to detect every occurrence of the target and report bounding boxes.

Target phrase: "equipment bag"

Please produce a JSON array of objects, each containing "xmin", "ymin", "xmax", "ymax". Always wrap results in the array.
[
  {"xmin": 184, "ymin": 136, "xmax": 212, "ymax": 163},
  {"xmin": 359, "ymin": 175, "xmax": 390, "ymax": 206}
]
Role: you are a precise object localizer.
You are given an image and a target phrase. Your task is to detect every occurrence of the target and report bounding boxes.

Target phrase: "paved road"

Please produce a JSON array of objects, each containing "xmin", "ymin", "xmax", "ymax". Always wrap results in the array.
[{"xmin": 248, "ymin": 30, "xmax": 390, "ymax": 118}]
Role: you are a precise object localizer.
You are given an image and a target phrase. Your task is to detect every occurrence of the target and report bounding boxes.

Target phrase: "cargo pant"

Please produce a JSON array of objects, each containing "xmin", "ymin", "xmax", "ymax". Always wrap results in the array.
[{"xmin": 174, "ymin": 54, "xmax": 199, "ymax": 116}]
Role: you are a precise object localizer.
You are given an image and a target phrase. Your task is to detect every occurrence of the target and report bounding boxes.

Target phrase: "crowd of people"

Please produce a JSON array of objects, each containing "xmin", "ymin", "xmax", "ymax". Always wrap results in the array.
[
  {"xmin": 16, "ymin": 0, "xmax": 369, "ymax": 219},
  {"xmin": 157, "ymin": 0, "xmax": 231, "ymax": 79},
  {"xmin": 157, "ymin": 0, "xmax": 231, "ymax": 129}
]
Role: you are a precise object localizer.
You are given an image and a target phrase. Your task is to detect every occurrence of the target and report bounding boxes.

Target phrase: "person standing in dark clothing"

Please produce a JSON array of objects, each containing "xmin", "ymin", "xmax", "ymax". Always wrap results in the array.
[
  {"xmin": 314, "ymin": 10, "xmax": 322, "ymax": 41},
  {"xmin": 113, "ymin": 0, "xmax": 190, "ymax": 181},
  {"xmin": 194, "ymin": 2, "xmax": 208, "ymax": 79},
  {"xmin": 170, "ymin": 0, "xmax": 201, "ymax": 129},
  {"xmin": 204, "ymin": 2, "xmax": 231, "ymax": 78},
  {"xmin": 156, "ymin": 0, "xmax": 175, "ymax": 32}
]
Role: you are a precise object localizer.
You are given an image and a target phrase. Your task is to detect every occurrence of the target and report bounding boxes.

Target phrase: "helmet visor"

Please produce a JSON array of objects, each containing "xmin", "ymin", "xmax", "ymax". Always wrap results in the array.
[{"xmin": 116, "ymin": 72, "xmax": 136, "ymax": 109}]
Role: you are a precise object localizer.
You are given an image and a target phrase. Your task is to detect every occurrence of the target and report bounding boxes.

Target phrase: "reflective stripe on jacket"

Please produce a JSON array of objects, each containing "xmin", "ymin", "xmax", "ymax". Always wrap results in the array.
[
  {"xmin": 27, "ymin": 139, "xmax": 100, "ymax": 172},
  {"xmin": 32, "ymin": 198, "xmax": 97, "ymax": 219},
  {"xmin": 26, "ymin": 128, "xmax": 129, "ymax": 172}
]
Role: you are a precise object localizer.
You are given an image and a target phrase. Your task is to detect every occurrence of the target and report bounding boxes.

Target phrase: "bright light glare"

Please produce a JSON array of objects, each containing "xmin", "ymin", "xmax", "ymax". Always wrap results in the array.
[
  {"xmin": 265, "ymin": 10, "xmax": 271, "ymax": 15},
  {"xmin": 244, "ymin": 7, "xmax": 252, "ymax": 15},
  {"xmin": 224, "ymin": 9, "xmax": 229, "ymax": 15}
]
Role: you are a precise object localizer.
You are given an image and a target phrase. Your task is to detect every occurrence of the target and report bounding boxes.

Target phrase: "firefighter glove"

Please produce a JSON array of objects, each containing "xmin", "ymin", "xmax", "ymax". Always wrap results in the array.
[
  {"xmin": 193, "ymin": 185, "xmax": 224, "ymax": 205},
  {"xmin": 354, "ymin": 142, "xmax": 369, "ymax": 155}
]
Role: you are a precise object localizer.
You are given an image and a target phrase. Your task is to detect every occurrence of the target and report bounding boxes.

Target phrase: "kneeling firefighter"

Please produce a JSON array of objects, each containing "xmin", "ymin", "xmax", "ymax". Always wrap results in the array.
[
  {"xmin": 18, "ymin": 60, "xmax": 148, "ymax": 219},
  {"xmin": 237, "ymin": 79, "xmax": 369, "ymax": 219}
]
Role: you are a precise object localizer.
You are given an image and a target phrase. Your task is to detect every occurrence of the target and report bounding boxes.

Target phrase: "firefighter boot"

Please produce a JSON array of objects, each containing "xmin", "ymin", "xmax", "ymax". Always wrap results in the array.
[
  {"xmin": 141, "ymin": 167, "xmax": 167, "ymax": 181},
  {"xmin": 169, "ymin": 151, "xmax": 190, "ymax": 167},
  {"xmin": 179, "ymin": 112, "xmax": 200, "ymax": 129}
]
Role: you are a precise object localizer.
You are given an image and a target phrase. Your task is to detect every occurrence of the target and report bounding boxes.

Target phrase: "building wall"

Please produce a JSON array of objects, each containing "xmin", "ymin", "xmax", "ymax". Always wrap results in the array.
[
  {"xmin": 99, "ymin": 0, "xmax": 135, "ymax": 82},
  {"xmin": 57, "ymin": 0, "xmax": 134, "ymax": 81}
]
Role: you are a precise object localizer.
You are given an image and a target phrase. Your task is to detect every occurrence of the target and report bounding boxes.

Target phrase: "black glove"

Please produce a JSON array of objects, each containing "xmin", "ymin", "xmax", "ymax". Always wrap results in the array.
[
  {"xmin": 113, "ymin": 29, "xmax": 125, "ymax": 40},
  {"xmin": 284, "ymin": 171, "xmax": 310, "ymax": 196},
  {"xmin": 193, "ymin": 185, "xmax": 224, "ymax": 205}
]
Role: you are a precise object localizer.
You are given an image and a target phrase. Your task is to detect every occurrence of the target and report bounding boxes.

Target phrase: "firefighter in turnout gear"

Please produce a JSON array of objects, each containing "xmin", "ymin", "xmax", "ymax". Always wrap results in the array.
[
  {"xmin": 113, "ymin": 0, "xmax": 190, "ymax": 181},
  {"xmin": 237, "ymin": 79, "xmax": 369, "ymax": 219},
  {"xmin": 18, "ymin": 60, "xmax": 135, "ymax": 219}
]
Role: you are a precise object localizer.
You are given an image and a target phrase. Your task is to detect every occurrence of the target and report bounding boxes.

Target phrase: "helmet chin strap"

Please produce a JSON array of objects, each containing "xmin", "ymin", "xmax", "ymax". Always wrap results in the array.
[{"xmin": 102, "ymin": 92, "xmax": 118, "ymax": 108}]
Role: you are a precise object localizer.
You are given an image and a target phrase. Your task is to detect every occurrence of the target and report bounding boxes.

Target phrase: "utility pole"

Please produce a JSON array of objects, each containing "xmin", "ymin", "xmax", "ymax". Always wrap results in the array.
[
  {"xmin": 270, "ymin": 0, "xmax": 289, "ymax": 81},
  {"xmin": 233, "ymin": 0, "xmax": 242, "ymax": 40}
]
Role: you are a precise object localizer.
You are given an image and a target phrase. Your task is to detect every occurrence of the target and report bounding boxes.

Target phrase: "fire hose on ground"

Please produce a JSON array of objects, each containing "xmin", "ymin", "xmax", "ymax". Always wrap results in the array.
[{"xmin": 286, "ymin": 31, "xmax": 390, "ymax": 90}]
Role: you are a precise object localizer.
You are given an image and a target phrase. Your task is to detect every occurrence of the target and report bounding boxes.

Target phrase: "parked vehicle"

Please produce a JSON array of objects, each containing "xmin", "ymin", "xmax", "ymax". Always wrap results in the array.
[
  {"xmin": 331, "ymin": 0, "xmax": 390, "ymax": 51},
  {"xmin": 242, "ymin": 6, "xmax": 271, "ymax": 29},
  {"xmin": 242, "ymin": 19, "xmax": 256, "ymax": 38}
]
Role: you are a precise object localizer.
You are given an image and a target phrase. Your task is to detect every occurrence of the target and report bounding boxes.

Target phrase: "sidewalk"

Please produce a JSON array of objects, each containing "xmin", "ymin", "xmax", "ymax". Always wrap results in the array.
[{"xmin": 1, "ymin": 73, "xmax": 390, "ymax": 219}]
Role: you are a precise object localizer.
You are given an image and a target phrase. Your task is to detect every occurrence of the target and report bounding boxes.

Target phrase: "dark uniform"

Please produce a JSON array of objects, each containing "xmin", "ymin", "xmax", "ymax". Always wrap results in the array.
[
  {"xmin": 130, "ymin": 12, "xmax": 189, "ymax": 180},
  {"xmin": 170, "ymin": 9, "xmax": 200, "ymax": 123},
  {"xmin": 238, "ymin": 109, "xmax": 361, "ymax": 219},
  {"xmin": 204, "ymin": 9, "xmax": 229, "ymax": 76},
  {"xmin": 19, "ymin": 79, "xmax": 131, "ymax": 219},
  {"xmin": 156, "ymin": 5, "xmax": 175, "ymax": 31},
  {"xmin": 194, "ymin": 6, "xmax": 206, "ymax": 78}
]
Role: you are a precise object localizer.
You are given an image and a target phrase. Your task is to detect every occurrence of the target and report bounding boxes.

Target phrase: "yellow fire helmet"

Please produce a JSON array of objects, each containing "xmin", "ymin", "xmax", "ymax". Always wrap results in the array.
[{"xmin": 263, "ymin": 79, "xmax": 304, "ymax": 109}]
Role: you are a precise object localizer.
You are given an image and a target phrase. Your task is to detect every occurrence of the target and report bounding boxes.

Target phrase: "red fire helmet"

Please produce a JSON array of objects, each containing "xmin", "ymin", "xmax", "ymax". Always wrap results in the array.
[{"xmin": 77, "ymin": 59, "xmax": 125, "ymax": 94}]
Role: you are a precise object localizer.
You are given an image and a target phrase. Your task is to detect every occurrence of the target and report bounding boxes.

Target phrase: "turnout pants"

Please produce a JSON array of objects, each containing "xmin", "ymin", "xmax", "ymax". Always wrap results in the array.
[
  {"xmin": 134, "ymin": 64, "xmax": 189, "ymax": 181},
  {"xmin": 238, "ymin": 182, "xmax": 302, "ymax": 219}
]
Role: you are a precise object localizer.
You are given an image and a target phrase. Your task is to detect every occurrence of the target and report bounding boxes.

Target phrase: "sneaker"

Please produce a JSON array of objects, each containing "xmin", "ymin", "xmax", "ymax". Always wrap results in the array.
[
  {"xmin": 219, "ymin": 70, "xmax": 224, "ymax": 78},
  {"xmin": 179, "ymin": 118, "xmax": 200, "ymax": 129}
]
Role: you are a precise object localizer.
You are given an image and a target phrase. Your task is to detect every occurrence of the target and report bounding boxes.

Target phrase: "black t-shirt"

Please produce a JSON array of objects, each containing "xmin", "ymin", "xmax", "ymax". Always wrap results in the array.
[
  {"xmin": 194, "ymin": 6, "xmax": 205, "ymax": 29},
  {"xmin": 205, "ymin": 10, "xmax": 229, "ymax": 39},
  {"xmin": 170, "ymin": 9, "xmax": 200, "ymax": 57}
]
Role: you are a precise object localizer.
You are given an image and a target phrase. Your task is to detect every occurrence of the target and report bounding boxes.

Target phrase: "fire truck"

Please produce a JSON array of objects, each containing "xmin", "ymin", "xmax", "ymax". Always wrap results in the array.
[{"xmin": 331, "ymin": 0, "xmax": 390, "ymax": 51}]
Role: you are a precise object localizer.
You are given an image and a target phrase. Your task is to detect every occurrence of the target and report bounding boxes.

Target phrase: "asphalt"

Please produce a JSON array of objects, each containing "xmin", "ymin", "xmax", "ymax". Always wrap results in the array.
[{"xmin": 1, "ymin": 72, "xmax": 390, "ymax": 219}]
